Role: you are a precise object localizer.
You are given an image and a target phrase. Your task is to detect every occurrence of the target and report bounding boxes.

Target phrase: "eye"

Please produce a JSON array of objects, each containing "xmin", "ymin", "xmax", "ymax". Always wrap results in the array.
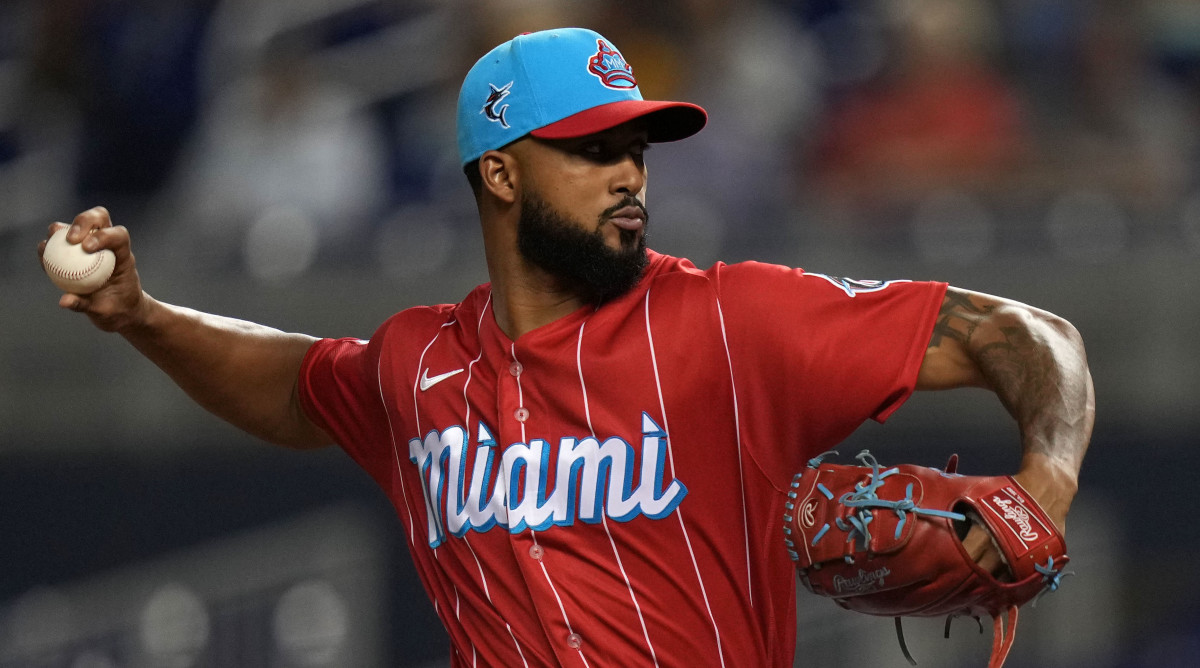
[
  {"xmin": 573, "ymin": 138, "xmax": 649, "ymax": 162},
  {"xmin": 576, "ymin": 141, "xmax": 620, "ymax": 163}
]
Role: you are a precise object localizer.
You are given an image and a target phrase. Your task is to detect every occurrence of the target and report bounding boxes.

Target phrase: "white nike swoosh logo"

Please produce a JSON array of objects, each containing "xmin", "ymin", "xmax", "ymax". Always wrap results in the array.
[{"xmin": 419, "ymin": 367, "xmax": 464, "ymax": 391}]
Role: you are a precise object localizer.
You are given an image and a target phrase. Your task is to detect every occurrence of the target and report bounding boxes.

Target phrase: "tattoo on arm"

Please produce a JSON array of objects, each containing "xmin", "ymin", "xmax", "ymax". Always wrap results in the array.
[
  {"xmin": 976, "ymin": 326, "xmax": 1061, "ymax": 457},
  {"xmin": 928, "ymin": 290, "xmax": 992, "ymax": 350},
  {"xmin": 929, "ymin": 290, "xmax": 1086, "ymax": 461}
]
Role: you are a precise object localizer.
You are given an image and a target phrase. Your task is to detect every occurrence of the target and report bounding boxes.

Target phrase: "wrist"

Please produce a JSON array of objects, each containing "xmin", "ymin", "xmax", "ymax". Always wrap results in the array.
[
  {"xmin": 115, "ymin": 291, "xmax": 160, "ymax": 337},
  {"xmin": 1019, "ymin": 451, "xmax": 1080, "ymax": 490},
  {"xmin": 1015, "ymin": 452, "xmax": 1079, "ymax": 531}
]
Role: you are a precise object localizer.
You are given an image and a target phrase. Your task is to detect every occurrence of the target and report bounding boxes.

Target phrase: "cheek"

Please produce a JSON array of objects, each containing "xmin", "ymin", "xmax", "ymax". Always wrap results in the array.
[{"xmin": 546, "ymin": 174, "xmax": 607, "ymax": 219}]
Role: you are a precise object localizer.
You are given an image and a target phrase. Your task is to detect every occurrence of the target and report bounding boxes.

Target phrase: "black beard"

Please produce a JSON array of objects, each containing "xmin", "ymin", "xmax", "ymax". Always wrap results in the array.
[{"xmin": 517, "ymin": 192, "xmax": 649, "ymax": 304}]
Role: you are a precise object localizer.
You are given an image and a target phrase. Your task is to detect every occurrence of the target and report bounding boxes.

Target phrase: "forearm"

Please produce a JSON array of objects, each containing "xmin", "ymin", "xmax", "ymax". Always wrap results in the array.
[
  {"xmin": 970, "ymin": 304, "xmax": 1095, "ymax": 486},
  {"xmin": 119, "ymin": 293, "xmax": 330, "ymax": 448}
]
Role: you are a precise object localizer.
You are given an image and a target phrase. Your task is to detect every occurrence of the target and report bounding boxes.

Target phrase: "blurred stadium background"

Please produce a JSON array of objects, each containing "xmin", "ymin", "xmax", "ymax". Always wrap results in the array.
[{"xmin": 1, "ymin": 0, "xmax": 1198, "ymax": 666}]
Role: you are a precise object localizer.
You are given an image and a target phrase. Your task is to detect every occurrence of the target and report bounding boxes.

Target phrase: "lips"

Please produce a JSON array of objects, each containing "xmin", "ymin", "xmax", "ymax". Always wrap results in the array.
[{"xmin": 606, "ymin": 205, "xmax": 646, "ymax": 231}]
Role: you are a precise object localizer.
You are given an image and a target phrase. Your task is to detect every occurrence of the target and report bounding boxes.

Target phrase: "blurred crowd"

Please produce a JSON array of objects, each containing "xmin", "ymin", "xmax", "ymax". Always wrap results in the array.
[{"xmin": 1, "ymin": 0, "xmax": 1199, "ymax": 281}]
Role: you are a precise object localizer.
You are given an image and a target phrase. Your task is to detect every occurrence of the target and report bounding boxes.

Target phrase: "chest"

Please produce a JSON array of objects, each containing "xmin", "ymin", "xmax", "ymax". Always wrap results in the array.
[{"xmin": 386, "ymin": 296, "xmax": 741, "ymax": 548}]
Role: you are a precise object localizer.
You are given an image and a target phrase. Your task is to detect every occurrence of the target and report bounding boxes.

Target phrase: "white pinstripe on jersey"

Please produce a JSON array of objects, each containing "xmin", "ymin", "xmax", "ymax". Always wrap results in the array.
[
  {"xmin": 643, "ymin": 287, "xmax": 727, "ymax": 666},
  {"xmin": 462, "ymin": 295, "xmax": 491, "ymax": 458},
  {"xmin": 575, "ymin": 317, "xmax": 661, "ymax": 667},
  {"xmin": 409, "ymin": 322, "xmax": 454, "ymax": 547},
  {"xmin": 713, "ymin": 296, "xmax": 755, "ymax": 606},
  {"xmin": 378, "ymin": 354, "xmax": 417, "ymax": 547}
]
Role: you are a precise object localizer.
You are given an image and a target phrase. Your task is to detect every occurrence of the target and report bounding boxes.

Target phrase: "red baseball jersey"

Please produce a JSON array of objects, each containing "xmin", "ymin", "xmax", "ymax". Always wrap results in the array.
[{"xmin": 299, "ymin": 251, "xmax": 946, "ymax": 667}]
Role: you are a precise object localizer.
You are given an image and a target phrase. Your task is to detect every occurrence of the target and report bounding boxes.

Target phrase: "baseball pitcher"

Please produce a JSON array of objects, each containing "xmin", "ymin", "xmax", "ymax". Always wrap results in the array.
[{"xmin": 40, "ymin": 28, "xmax": 1093, "ymax": 667}]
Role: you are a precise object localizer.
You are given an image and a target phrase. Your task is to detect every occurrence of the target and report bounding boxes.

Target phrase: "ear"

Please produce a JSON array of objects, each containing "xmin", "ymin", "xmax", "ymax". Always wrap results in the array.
[{"xmin": 480, "ymin": 150, "xmax": 518, "ymax": 204}]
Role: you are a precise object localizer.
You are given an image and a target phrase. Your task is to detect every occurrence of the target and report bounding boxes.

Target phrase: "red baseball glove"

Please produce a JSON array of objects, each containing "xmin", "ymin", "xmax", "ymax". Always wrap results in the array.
[{"xmin": 783, "ymin": 450, "xmax": 1070, "ymax": 667}]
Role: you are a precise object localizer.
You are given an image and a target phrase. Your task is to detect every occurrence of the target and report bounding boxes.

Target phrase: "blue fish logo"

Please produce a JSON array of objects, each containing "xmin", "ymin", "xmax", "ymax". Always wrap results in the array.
[{"xmin": 482, "ymin": 81, "xmax": 512, "ymax": 128}]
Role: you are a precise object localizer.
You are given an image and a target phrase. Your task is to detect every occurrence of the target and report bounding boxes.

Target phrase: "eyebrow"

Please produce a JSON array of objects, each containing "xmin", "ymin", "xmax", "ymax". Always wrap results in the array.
[{"xmin": 560, "ymin": 130, "xmax": 651, "ymax": 147}]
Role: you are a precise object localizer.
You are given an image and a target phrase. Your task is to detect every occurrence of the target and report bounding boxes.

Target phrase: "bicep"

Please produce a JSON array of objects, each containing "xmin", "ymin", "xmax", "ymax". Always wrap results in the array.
[
  {"xmin": 215, "ymin": 328, "xmax": 333, "ymax": 449},
  {"xmin": 917, "ymin": 286, "xmax": 1080, "ymax": 396},
  {"xmin": 916, "ymin": 287, "xmax": 1004, "ymax": 390}
]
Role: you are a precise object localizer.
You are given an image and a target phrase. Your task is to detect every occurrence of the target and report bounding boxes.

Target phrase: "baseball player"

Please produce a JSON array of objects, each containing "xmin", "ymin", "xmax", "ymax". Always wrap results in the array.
[{"xmin": 41, "ymin": 28, "xmax": 1094, "ymax": 667}]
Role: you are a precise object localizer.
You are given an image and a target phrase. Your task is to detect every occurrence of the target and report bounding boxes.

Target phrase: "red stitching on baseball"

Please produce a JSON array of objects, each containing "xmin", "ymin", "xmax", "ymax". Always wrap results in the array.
[{"xmin": 46, "ymin": 254, "xmax": 105, "ymax": 281}]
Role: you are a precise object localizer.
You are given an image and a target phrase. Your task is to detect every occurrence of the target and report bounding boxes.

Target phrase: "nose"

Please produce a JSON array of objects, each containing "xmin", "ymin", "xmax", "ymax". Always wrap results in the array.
[{"xmin": 610, "ymin": 151, "xmax": 646, "ymax": 197}]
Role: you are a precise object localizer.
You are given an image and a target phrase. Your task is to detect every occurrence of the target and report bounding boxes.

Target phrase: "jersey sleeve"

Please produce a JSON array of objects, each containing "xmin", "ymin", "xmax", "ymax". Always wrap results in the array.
[
  {"xmin": 298, "ymin": 331, "xmax": 394, "ymax": 477},
  {"xmin": 713, "ymin": 261, "xmax": 946, "ymax": 468}
]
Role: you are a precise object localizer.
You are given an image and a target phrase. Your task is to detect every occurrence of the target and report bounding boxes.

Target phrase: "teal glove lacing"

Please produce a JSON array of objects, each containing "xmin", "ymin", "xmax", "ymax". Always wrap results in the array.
[{"xmin": 786, "ymin": 450, "xmax": 967, "ymax": 565}]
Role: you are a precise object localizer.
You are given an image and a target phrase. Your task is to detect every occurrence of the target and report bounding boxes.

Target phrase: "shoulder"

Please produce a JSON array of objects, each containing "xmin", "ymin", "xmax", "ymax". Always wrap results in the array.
[
  {"xmin": 643, "ymin": 252, "xmax": 807, "ymax": 298},
  {"xmin": 640, "ymin": 250, "xmax": 727, "ymax": 289},
  {"xmin": 708, "ymin": 260, "xmax": 941, "ymax": 303},
  {"xmin": 645, "ymin": 250, "xmax": 808, "ymax": 283},
  {"xmin": 638, "ymin": 251, "xmax": 942, "ymax": 314},
  {"xmin": 614, "ymin": 251, "xmax": 712, "ymax": 309},
  {"xmin": 370, "ymin": 283, "xmax": 491, "ymax": 348},
  {"xmin": 642, "ymin": 250, "xmax": 699, "ymax": 279},
  {"xmin": 632, "ymin": 252, "xmax": 804, "ymax": 311}
]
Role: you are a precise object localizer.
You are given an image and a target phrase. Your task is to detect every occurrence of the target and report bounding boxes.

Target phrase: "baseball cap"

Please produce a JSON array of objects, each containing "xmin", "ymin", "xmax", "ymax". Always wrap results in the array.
[{"xmin": 457, "ymin": 28, "xmax": 707, "ymax": 166}]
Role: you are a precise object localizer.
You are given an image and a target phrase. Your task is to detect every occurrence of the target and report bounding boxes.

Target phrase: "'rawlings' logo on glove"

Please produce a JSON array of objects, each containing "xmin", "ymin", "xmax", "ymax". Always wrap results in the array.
[
  {"xmin": 990, "ymin": 492, "xmax": 1041, "ymax": 544},
  {"xmin": 980, "ymin": 486, "xmax": 1057, "ymax": 559},
  {"xmin": 833, "ymin": 567, "xmax": 893, "ymax": 594}
]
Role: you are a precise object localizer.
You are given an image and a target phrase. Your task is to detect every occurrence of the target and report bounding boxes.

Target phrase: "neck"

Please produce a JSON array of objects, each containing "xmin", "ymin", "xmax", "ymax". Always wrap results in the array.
[
  {"xmin": 483, "ymin": 236, "xmax": 588, "ymax": 340},
  {"xmin": 494, "ymin": 278, "xmax": 588, "ymax": 340}
]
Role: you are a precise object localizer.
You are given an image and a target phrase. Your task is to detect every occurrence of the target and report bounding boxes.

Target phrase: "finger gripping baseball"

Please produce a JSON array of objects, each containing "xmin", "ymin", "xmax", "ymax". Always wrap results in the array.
[{"xmin": 784, "ymin": 450, "xmax": 1070, "ymax": 667}]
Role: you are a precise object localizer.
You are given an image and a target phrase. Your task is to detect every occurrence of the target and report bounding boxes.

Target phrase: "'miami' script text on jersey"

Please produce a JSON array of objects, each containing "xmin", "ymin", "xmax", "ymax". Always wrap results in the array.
[{"xmin": 409, "ymin": 413, "xmax": 687, "ymax": 546}]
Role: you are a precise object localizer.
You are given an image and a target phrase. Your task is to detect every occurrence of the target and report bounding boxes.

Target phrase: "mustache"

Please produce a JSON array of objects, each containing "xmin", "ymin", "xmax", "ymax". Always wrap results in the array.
[{"xmin": 600, "ymin": 196, "xmax": 648, "ymax": 223}]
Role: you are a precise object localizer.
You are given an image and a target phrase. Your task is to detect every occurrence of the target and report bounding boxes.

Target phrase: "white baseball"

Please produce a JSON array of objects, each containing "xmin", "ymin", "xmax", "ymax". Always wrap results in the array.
[{"xmin": 42, "ymin": 227, "xmax": 117, "ymax": 294}]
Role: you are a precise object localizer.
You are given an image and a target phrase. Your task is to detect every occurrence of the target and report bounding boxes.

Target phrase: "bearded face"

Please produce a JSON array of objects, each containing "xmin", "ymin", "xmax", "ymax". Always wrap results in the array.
[{"xmin": 516, "ymin": 190, "xmax": 649, "ymax": 304}]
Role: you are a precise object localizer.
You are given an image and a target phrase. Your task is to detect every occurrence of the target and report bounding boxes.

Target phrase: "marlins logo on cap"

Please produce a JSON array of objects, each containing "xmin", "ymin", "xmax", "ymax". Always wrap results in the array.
[
  {"xmin": 588, "ymin": 39, "xmax": 637, "ymax": 89},
  {"xmin": 456, "ymin": 28, "xmax": 707, "ymax": 166},
  {"xmin": 482, "ymin": 82, "xmax": 513, "ymax": 129}
]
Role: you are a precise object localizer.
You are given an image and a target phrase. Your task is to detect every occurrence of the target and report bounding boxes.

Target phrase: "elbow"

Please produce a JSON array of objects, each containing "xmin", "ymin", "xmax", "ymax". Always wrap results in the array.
[
  {"xmin": 988, "ymin": 302, "xmax": 1095, "ymax": 414},
  {"xmin": 1043, "ymin": 309, "xmax": 1085, "ymax": 351},
  {"xmin": 991, "ymin": 302, "xmax": 1086, "ymax": 353},
  {"xmin": 970, "ymin": 301, "xmax": 1092, "ymax": 384},
  {"xmin": 1041, "ymin": 310, "xmax": 1092, "ymax": 388}
]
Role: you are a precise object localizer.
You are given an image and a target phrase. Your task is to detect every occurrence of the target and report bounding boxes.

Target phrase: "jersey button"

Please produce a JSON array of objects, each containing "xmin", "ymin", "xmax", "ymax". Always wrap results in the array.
[
  {"xmin": 566, "ymin": 633, "xmax": 582, "ymax": 650},
  {"xmin": 509, "ymin": 361, "xmax": 523, "ymax": 377},
  {"xmin": 528, "ymin": 544, "xmax": 543, "ymax": 560},
  {"xmin": 514, "ymin": 407, "xmax": 529, "ymax": 422}
]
